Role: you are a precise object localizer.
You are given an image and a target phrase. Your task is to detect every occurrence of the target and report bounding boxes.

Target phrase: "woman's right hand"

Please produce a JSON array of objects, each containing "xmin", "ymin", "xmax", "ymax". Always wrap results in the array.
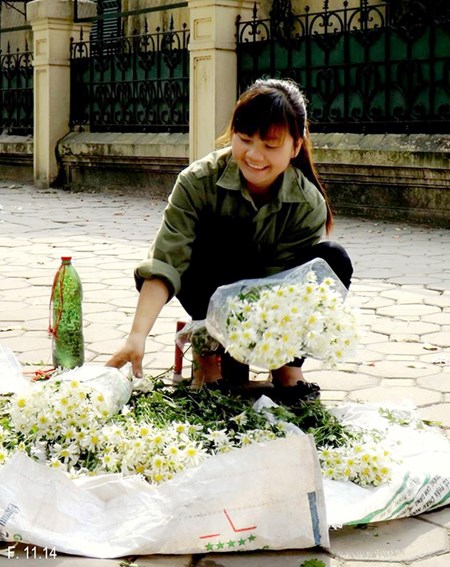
[
  {"xmin": 106, "ymin": 277, "xmax": 170, "ymax": 379},
  {"xmin": 106, "ymin": 333, "xmax": 146, "ymax": 378}
]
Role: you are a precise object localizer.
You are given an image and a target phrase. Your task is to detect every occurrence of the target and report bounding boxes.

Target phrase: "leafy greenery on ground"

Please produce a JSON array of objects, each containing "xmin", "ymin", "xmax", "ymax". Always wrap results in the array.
[{"xmin": 131, "ymin": 379, "xmax": 354, "ymax": 449}]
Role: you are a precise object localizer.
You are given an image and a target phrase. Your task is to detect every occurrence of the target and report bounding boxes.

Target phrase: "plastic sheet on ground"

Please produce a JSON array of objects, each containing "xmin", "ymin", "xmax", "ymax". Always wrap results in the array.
[
  {"xmin": 324, "ymin": 403, "xmax": 450, "ymax": 527},
  {"xmin": 0, "ymin": 436, "xmax": 328, "ymax": 558},
  {"xmin": 0, "ymin": 344, "xmax": 29, "ymax": 395}
]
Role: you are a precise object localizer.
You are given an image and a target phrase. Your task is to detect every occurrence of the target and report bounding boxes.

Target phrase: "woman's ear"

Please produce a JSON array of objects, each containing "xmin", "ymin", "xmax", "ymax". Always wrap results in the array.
[{"xmin": 292, "ymin": 138, "xmax": 303, "ymax": 159}]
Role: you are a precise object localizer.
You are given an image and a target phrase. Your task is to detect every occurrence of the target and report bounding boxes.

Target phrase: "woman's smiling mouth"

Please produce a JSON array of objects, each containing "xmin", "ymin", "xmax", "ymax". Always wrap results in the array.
[{"xmin": 245, "ymin": 161, "xmax": 267, "ymax": 170}]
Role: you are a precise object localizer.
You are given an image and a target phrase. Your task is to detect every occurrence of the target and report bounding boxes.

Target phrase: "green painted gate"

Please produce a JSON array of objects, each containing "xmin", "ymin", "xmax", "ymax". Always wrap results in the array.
[
  {"xmin": 71, "ymin": 0, "xmax": 189, "ymax": 133},
  {"xmin": 237, "ymin": 0, "xmax": 450, "ymax": 134},
  {"xmin": 0, "ymin": 0, "xmax": 33, "ymax": 135}
]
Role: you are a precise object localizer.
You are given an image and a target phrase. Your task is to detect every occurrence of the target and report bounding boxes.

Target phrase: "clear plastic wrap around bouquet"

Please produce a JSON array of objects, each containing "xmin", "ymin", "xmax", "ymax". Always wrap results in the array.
[{"xmin": 206, "ymin": 258, "xmax": 360, "ymax": 370}]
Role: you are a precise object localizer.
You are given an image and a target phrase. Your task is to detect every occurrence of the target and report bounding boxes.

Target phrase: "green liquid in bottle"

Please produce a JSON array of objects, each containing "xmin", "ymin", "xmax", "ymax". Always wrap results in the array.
[{"xmin": 50, "ymin": 257, "xmax": 84, "ymax": 369}]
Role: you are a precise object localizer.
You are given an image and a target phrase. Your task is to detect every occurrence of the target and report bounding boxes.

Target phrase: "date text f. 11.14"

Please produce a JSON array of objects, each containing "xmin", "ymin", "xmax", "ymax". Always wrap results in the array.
[{"xmin": 7, "ymin": 545, "xmax": 58, "ymax": 559}]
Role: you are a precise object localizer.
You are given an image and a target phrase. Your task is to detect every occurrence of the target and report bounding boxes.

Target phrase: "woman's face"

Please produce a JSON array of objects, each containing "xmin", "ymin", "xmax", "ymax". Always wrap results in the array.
[{"xmin": 231, "ymin": 125, "xmax": 302, "ymax": 197}]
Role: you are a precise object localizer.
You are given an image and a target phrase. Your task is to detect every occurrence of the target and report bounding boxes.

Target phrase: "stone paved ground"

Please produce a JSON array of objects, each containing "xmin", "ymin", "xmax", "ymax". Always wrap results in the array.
[{"xmin": 0, "ymin": 183, "xmax": 450, "ymax": 566}]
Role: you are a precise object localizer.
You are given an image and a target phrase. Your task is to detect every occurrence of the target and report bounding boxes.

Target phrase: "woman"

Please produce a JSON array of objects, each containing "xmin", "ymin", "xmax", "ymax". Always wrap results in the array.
[{"xmin": 107, "ymin": 78, "xmax": 353, "ymax": 401}]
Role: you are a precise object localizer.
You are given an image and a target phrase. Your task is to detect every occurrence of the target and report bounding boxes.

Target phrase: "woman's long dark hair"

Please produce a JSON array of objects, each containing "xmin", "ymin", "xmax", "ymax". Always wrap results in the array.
[{"xmin": 219, "ymin": 78, "xmax": 333, "ymax": 233}]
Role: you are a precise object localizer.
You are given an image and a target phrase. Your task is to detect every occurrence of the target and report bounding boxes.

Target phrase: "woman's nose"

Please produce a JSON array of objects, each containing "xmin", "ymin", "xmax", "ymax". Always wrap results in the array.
[{"xmin": 246, "ymin": 144, "xmax": 264, "ymax": 161}]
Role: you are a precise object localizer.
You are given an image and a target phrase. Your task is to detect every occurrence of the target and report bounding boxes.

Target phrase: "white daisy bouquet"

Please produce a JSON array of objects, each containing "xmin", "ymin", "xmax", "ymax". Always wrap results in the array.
[
  {"xmin": 0, "ymin": 375, "xmax": 400, "ymax": 488},
  {"xmin": 206, "ymin": 258, "xmax": 360, "ymax": 369},
  {"xmin": 319, "ymin": 437, "xmax": 397, "ymax": 487},
  {"xmin": 1, "ymin": 374, "xmax": 282, "ymax": 483}
]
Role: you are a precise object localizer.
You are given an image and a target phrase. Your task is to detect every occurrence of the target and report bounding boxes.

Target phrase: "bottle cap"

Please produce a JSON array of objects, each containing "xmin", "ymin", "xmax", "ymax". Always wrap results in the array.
[{"xmin": 61, "ymin": 256, "xmax": 72, "ymax": 261}]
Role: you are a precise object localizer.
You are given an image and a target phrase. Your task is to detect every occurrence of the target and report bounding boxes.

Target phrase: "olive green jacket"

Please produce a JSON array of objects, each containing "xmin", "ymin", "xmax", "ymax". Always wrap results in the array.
[{"xmin": 135, "ymin": 147, "xmax": 327, "ymax": 298}]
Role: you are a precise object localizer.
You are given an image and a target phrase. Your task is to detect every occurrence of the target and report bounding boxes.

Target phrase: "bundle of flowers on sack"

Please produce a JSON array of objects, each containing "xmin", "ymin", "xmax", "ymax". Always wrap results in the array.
[
  {"xmin": 0, "ymin": 369, "xmax": 401, "ymax": 488},
  {"xmin": 319, "ymin": 435, "xmax": 398, "ymax": 487},
  {"xmin": 0, "ymin": 375, "xmax": 288, "ymax": 482},
  {"xmin": 206, "ymin": 258, "xmax": 360, "ymax": 369}
]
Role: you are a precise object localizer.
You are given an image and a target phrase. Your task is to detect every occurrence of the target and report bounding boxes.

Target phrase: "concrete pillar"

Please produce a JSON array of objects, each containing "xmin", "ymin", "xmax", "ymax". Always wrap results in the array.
[
  {"xmin": 27, "ymin": 0, "xmax": 96, "ymax": 187},
  {"xmin": 188, "ymin": 0, "xmax": 254, "ymax": 162}
]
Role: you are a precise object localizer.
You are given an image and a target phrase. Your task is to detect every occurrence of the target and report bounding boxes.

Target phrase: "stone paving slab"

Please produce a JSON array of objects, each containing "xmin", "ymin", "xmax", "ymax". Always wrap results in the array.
[
  {"xmin": 1, "ymin": 184, "xmax": 450, "ymax": 566},
  {"xmin": 195, "ymin": 551, "xmax": 335, "ymax": 566},
  {"xmin": 329, "ymin": 518, "xmax": 449, "ymax": 563}
]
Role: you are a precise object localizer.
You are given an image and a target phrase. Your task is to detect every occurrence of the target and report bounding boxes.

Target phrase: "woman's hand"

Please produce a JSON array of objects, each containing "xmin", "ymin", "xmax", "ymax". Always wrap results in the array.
[
  {"xmin": 105, "ymin": 277, "xmax": 170, "ymax": 379},
  {"xmin": 106, "ymin": 332, "xmax": 146, "ymax": 378}
]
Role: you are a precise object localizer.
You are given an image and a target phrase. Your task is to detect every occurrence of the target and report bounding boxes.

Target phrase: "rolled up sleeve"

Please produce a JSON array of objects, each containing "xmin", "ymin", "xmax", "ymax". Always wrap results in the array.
[{"xmin": 134, "ymin": 170, "xmax": 207, "ymax": 298}]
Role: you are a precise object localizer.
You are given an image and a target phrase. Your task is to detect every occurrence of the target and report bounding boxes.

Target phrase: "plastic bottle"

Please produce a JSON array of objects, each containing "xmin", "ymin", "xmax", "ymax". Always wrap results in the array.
[{"xmin": 49, "ymin": 256, "xmax": 85, "ymax": 369}]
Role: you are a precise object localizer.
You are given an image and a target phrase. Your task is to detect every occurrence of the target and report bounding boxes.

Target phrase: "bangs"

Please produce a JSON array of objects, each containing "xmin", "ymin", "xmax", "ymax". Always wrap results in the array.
[{"xmin": 232, "ymin": 91, "xmax": 301, "ymax": 140}]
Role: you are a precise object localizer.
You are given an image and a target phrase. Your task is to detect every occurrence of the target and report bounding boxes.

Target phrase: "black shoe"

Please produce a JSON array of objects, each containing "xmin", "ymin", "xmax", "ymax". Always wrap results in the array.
[
  {"xmin": 270, "ymin": 381, "xmax": 321, "ymax": 404},
  {"xmin": 220, "ymin": 352, "xmax": 250, "ymax": 386},
  {"xmin": 209, "ymin": 380, "xmax": 320, "ymax": 404},
  {"xmin": 231, "ymin": 382, "xmax": 276, "ymax": 399}
]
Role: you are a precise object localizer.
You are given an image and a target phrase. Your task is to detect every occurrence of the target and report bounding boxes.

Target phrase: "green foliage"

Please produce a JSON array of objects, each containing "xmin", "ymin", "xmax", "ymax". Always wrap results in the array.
[
  {"xmin": 269, "ymin": 400, "xmax": 355, "ymax": 448},
  {"xmin": 300, "ymin": 559, "xmax": 327, "ymax": 567},
  {"xmin": 131, "ymin": 379, "xmax": 353, "ymax": 448},
  {"xmin": 132, "ymin": 379, "xmax": 272, "ymax": 433},
  {"xmin": 379, "ymin": 407, "xmax": 441, "ymax": 429},
  {"xmin": 0, "ymin": 397, "xmax": 10, "ymax": 428},
  {"xmin": 190, "ymin": 327, "xmax": 220, "ymax": 357}
]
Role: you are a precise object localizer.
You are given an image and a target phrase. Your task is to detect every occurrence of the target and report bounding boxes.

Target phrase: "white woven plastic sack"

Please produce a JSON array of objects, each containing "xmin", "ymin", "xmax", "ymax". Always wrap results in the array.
[
  {"xmin": 324, "ymin": 403, "xmax": 450, "ymax": 526},
  {"xmin": 0, "ymin": 344, "xmax": 29, "ymax": 395},
  {"xmin": 0, "ymin": 435, "xmax": 329, "ymax": 558}
]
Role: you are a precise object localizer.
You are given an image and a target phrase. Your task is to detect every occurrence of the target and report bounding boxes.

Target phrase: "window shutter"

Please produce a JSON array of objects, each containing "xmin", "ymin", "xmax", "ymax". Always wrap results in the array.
[{"xmin": 91, "ymin": 0, "xmax": 121, "ymax": 42}]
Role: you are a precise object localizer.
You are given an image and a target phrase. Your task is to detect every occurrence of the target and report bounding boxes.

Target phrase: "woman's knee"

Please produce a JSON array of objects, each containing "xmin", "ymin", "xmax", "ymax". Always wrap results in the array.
[{"xmin": 297, "ymin": 241, "xmax": 353, "ymax": 289}]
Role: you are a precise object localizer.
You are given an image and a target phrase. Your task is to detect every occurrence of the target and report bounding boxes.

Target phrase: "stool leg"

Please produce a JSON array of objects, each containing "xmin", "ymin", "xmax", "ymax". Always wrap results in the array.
[{"xmin": 174, "ymin": 321, "xmax": 186, "ymax": 375}]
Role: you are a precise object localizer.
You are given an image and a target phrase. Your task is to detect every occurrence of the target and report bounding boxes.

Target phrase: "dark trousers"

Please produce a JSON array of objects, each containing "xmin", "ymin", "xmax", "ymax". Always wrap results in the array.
[{"xmin": 178, "ymin": 241, "xmax": 353, "ymax": 318}]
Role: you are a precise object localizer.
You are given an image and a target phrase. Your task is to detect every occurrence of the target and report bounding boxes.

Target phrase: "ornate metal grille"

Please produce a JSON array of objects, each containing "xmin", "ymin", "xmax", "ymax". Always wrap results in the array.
[
  {"xmin": 0, "ymin": 0, "xmax": 32, "ymax": 29},
  {"xmin": 237, "ymin": 0, "xmax": 450, "ymax": 134},
  {"xmin": 0, "ymin": 0, "xmax": 33, "ymax": 134},
  {"xmin": 71, "ymin": 2, "xmax": 189, "ymax": 133}
]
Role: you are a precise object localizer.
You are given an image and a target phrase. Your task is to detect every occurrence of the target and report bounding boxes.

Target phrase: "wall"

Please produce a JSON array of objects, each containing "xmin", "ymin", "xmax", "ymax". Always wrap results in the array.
[
  {"xmin": 0, "ymin": 135, "xmax": 33, "ymax": 182},
  {"xmin": 56, "ymin": 131, "xmax": 189, "ymax": 195},
  {"xmin": 313, "ymin": 133, "xmax": 450, "ymax": 227},
  {"xmin": 124, "ymin": 0, "xmax": 190, "ymax": 35},
  {"xmin": 0, "ymin": 2, "xmax": 32, "ymax": 51},
  {"xmin": 1, "ymin": 127, "xmax": 448, "ymax": 227}
]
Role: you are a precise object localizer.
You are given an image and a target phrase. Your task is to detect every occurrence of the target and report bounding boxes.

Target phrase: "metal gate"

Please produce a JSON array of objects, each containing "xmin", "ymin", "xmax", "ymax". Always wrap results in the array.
[
  {"xmin": 237, "ymin": 0, "xmax": 450, "ymax": 134},
  {"xmin": 70, "ymin": 1, "xmax": 190, "ymax": 133},
  {"xmin": 0, "ymin": 0, "xmax": 33, "ymax": 135}
]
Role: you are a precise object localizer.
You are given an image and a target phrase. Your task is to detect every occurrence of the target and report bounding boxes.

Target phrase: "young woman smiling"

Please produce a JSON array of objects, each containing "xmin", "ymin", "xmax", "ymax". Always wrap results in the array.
[{"xmin": 107, "ymin": 78, "xmax": 353, "ymax": 403}]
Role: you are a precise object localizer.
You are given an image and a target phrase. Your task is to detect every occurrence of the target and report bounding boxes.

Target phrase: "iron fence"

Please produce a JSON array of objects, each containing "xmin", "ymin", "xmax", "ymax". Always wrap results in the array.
[
  {"xmin": 237, "ymin": 0, "xmax": 450, "ymax": 134},
  {"xmin": 70, "ymin": 1, "xmax": 189, "ymax": 133},
  {"xmin": 0, "ymin": 0, "xmax": 33, "ymax": 134}
]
